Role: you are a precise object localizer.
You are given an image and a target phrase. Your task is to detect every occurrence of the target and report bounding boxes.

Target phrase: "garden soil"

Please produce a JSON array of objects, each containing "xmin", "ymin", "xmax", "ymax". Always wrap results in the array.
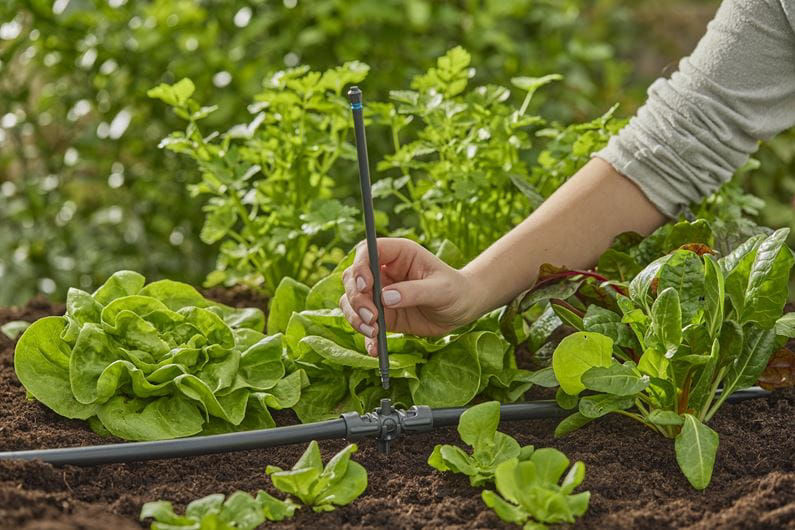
[{"xmin": 1, "ymin": 296, "xmax": 793, "ymax": 529}]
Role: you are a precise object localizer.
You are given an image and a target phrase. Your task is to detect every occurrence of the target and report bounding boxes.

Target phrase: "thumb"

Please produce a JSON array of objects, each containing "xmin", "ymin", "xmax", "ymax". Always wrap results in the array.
[{"xmin": 381, "ymin": 277, "xmax": 449, "ymax": 309}]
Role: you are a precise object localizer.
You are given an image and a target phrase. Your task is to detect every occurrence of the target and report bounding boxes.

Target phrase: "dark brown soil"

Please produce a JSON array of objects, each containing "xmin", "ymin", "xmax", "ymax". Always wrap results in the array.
[
  {"xmin": 1, "ymin": 298, "xmax": 793, "ymax": 529},
  {"xmin": 201, "ymin": 286, "xmax": 271, "ymax": 314}
]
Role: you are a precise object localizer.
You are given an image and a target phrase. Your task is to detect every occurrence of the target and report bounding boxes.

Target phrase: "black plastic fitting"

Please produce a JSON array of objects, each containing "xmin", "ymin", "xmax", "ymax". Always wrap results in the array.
[{"xmin": 342, "ymin": 398, "xmax": 433, "ymax": 454}]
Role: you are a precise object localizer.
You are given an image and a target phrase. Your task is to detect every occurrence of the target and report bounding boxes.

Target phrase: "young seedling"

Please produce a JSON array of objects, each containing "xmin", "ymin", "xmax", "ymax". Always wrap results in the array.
[
  {"xmin": 482, "ymin": 448, "xmax": 589, "ymax": 529},
  {"xmin": 427, "ymin": 402, "xmax": 589, "ymax": 528},
  {"xmin": 140, "ymin": 490, "xmax": 297, "ymax": 530},
  {"xmin": 428, "ymin": 401, "xmax": 533, "ymax": 486},
  {"xmin": 551, "ymin": 228, "xmax": 794, "ymax": 489},
  {"xmin": 266, "ymin": 440, "xmax": 367, "ymax": 512}
]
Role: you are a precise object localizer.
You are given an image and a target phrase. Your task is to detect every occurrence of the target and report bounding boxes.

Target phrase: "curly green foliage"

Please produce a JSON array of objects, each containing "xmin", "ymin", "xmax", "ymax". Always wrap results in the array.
[
  {"xmin": 149, "ymin": 63, "xmax": 367, "ymax": 294},
  {"xmin": 14, "ymin": 270, "xmax": 304, "ymax": 440},
  {"xmin": 141, "ymin": 490, "xmax": 297, "ymax": 530},
  {"xmin": 428, "ymin": 401, "xmax": 534, "ymax": 486},
  {"xmin": 372, "ymin": 48, "xmax": 625, "ymax": 260},
  {"xmin": 0, "ymin": 0, "xmax": 644, "ymax": 305},
  {"xmin": 482, "ymin": 448, "xmax": 590, "ymax": 529},
  {"xmin": 266, "ymin": 441, "xmax": 367, "ymax": 512}
]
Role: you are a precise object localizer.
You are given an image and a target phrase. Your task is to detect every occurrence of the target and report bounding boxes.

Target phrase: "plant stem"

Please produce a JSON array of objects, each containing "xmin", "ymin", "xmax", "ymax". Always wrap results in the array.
[
  {"xmin": 699, "ymin": 366, "xmax": 727, "ymax": 421},
  {"xmin": 615, "ymin": 410, "xmax": 661, "ymax": 434},
  {"xmin": 704, "ymin": 387, "xmax": 732, "ymax": 423}
]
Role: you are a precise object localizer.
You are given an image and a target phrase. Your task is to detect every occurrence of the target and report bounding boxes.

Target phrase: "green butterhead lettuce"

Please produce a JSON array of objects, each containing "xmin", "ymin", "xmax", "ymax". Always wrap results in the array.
[{"xmin": 14, "ymin": 270, "xmax": 302, "ymax": 440}]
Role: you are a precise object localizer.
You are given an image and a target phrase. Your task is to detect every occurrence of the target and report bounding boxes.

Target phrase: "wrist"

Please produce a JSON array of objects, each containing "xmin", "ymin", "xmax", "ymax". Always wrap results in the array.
[{"xmin": 458, "ymin": 265, "xmax": 494, "ymax": 322}]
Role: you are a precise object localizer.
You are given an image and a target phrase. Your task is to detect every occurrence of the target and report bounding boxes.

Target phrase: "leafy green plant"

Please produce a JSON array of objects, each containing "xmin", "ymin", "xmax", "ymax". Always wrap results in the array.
[
  {"xmin": 481, "ymin": 448, "xmax": 590, "ymax": 530},
  {"xmin": 428, "ymin": 400, "xmax": 590, "ymax": 528},
  {"xmin": 551, "ymin": 228, "xmax": 795, "ymax": 489},
  {"xmin": 372, "ymin": 47, "xmax": 623, "ymax": 259},
  {"xmin": 14, "ymin": 270, "xmax": 303, "ymax": 440},
  {"xmin": 141, "ymin": 490, "xmax": 297, "ymax": 530},
  {"xmin": 428, "ymin": 401, "xmax": 533, "ymax": 486},
  {"xmin": 139, "ymin": 440, "xmax": 366, "ymax": 526},
  {"xmin": 502, "ymin": 219, "xmax": 771, "ymax": 371},
  {"xmin": 268, "ymin": 256, "xmax": 533, "ymax": 423},
  {"xmin": 266, "ymin": 441, "xmax": 367, "ymax": 512},
  {"xmin": 1, "ymin": 320, "xmax": 30, "ymax": 340},
  {"xmin": 149, "ymin": 63, "xmax": 368, "ymax": 294}
]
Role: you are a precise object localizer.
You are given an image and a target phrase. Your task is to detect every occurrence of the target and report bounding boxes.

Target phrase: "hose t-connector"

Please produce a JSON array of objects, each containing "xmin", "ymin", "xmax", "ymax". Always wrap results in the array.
[{"xmin": 341, "ymin": 398, "xmax": 433, "ymax": 454}]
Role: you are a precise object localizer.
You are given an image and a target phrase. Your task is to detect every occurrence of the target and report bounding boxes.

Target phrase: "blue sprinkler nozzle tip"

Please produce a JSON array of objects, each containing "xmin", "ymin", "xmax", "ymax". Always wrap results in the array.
[{"xmin": 347, "ymin": 86, "xmax": 363, "ymax": 108}]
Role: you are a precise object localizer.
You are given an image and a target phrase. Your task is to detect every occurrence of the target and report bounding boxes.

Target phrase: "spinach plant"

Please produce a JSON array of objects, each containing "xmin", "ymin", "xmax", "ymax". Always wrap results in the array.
[
  {"xmin": 148, "ymin": 63, "xmax": 367, "ymax": 294},
  {"xmin": 501, "ymin": 220, "xmax": 775, "ymax": 372},
  {"xmin": 551, "ymin": 228, "xmax": 794, "ymax": 489},
  {"xmin": 482, "ymin": 448, "xmax": 590, "ymax": 530},
  {"xmin": 141, "ymin": 490, "xmax": 297, "ymax": 530},
  {"xmin": 372, "ymin": 47, "xmax": 622, "ymax": 260},
  {"xmin": 268, "ymin": 256, "xmax": 533, "ymax": 423},
  {"xmin": 266, "ymin": 441, "xmax": 367, "ymax": 512},
  {"xmin": 14, "ymin": 270, "xmax": 303, "ymax": 440},
  {"xmin": 428, "ymin": 401, "xmax": 533, "ymax": 486}
]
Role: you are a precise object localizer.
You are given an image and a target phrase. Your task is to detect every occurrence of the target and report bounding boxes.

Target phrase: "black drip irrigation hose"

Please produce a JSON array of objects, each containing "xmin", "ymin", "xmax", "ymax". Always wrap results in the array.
[{"xmin": 0, "ymin": 388, "xmax": 770, "ymax": 466}]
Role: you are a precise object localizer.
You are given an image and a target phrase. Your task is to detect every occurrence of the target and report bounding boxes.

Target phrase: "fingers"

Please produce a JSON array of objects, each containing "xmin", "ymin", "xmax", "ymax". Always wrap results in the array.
[
  {"xmin": 365, "ymin": 336, "xmax": 377, "ymax": 357},
  {"xmin": 339, "ymin": 293, "xmax": 378, "ymax": 339},
  {"xmin": 381, "ymin": 277, "xmax": 451, "ymax": 310},
  {"xmin": 341, "ymin": 238, "xmax": 409, "ymax": 345},
  {"xmin": 345, "ymin": 237, "xmax": 427, "ymax": 293},
  {"xmin": 344, "ymin": 241, "xmax": 375, "ymax": 295}
]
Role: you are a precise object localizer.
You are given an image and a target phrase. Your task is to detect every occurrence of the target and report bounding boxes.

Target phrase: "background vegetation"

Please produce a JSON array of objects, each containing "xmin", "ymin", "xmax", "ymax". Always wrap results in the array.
[{"xmin": 0, "ymin": 0, "xmax": 791, "ymax": 305}]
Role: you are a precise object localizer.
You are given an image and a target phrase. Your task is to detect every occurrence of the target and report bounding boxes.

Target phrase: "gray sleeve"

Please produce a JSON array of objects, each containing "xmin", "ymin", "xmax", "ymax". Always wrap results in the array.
[{"xmin": 595, "ymin": 0, "xmax": 795, "ymax": 217}]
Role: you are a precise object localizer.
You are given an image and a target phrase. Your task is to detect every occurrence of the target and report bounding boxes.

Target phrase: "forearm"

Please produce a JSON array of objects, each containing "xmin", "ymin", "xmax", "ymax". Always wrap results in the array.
[{"xmin": 461, "ymin": 158, "xmax": 666, "ymax": 316}]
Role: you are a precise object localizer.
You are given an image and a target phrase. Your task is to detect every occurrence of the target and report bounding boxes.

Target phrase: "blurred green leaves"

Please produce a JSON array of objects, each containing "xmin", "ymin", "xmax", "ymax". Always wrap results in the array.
[{"xmin": 0, "ymin": 0, "xmax": 646, "ymax": 304}]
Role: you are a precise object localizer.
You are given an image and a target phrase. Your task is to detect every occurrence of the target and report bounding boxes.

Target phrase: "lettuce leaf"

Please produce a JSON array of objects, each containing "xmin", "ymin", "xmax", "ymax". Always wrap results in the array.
[
  {"xmin": 14, "ymin": 270, "xmax": 300, "ymax": 440},
  {"xmin": 277, "ymin": 276, "xmax": 533, "ymax": 422},
  {"xmin": 265, "ymin": 440, "xmax": 367, "ymax": 512}
]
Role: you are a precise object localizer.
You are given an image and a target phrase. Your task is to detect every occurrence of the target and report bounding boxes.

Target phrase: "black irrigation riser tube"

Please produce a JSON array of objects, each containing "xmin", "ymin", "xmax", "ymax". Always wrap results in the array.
[
  {"xmin": 0, "ymin": 388, "xmax": 770, "ymax": 466},
  {"xmin": 348, "ymin": 85, "xmax": 391, "ymax": 390}
]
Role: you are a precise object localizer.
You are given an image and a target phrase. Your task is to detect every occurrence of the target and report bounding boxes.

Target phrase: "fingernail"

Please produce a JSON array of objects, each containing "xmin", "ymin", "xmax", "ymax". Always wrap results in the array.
[
  {"xmin": 356, "ymin": 276, "xmax": 366, "ymax": 291},
  {"xmin": 359, "ymin": 307, "xmax": 374, "ymax": 323},
  {"xmin": 359, "ymin": 323, "xmax": 375, "ymax": 338},
  {"xmin": 383, "ymin": 290, "xmax": 401, "ymax": 306}
]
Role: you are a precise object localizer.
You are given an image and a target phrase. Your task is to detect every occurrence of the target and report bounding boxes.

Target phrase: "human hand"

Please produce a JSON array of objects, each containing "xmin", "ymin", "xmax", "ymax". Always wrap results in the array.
[{"xmin": 339, "ymin": 238, "xmax": 482, "ymax": 356}]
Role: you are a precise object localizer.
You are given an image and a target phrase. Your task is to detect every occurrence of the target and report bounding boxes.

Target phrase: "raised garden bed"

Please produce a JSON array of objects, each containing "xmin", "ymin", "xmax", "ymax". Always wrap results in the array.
[{"xmin": 1, "ymin": 296, "xmax": 793, "ymax": 529}]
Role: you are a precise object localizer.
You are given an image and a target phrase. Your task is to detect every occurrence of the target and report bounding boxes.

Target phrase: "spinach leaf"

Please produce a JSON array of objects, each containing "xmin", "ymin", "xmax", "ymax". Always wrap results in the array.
[
  {"xmin": 740, "ymin": 228, "xmax": 794, "ymax": 327},
  {"xmin": 658, "ymin": 250, "xmax": 704, "ymax": 324},
  {"xmin": 776, "ymin": 313, "xmax": 795, "ymax": 338},
  {"xmin": 581, "ymin": 362, "xmax": 649, "ymax": 395},
  {"xmin": 551, "ymin": 332, "xmax": 613, "ymax": 395},
  {"xmin": 674, "ymin": 414, "xmax": 719, "ymax": 490},
  {"xmin": 651, "ymin": 287, "xmax": 682, "ymax": 358}
]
